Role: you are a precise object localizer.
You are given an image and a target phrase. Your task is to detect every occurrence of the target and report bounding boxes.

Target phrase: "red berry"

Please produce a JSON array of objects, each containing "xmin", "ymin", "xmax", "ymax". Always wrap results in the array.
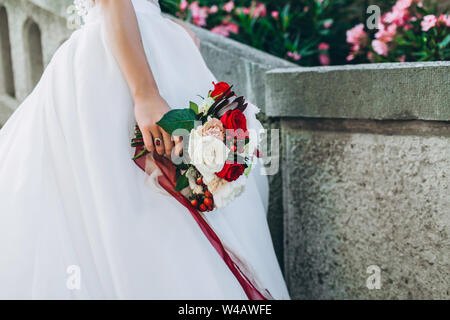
[
  {"xmin": 231, "ymin": 145, "xmax": 237, "ymax": 152},
  {"xmin": 196, "ymin": 177, "xmax": 203, "ymax": 185},
  {"xmin": 199, "ymin": 204, "xmax": 207, "ymax": 212},
  {"xmin": 204, "ymin": 190, "xmax": 212, "ymax": 198},
  {"xmin": 190, "ymin": 199, "xmax": 198, "ymax": 207},
  {"xmin": 204, "ymin": 198, "xmax": 213, "ymax": 207}
]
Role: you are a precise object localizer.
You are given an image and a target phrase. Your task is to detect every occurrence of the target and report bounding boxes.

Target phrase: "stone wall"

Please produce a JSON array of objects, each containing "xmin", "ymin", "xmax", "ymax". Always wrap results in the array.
[
  {"xmin": 266, "ymin": 62, "xmax": 450, "ymax": 299},
  {"xmin": 0, "ymin": 0, "xmax": 72, "ymax": 124}
]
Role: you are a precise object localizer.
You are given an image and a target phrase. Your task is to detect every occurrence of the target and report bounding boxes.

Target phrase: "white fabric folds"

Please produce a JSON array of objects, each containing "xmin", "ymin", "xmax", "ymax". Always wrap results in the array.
[{"xmin": 0, "ymin": 0, "xmax": 289, "ymax": 299}]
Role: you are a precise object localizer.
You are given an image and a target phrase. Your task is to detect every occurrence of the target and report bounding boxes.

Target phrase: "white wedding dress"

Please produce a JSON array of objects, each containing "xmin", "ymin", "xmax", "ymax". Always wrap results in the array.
[{"xmin": 0, "ymin": 0, "xmax": 289, "ymax": 299}]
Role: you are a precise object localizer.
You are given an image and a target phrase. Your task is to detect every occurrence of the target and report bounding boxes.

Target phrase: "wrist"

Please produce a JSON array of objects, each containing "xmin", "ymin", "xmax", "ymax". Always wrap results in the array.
[{"xmin": 133, "ymin": 90, "xmax": 161, "ymax": 105}]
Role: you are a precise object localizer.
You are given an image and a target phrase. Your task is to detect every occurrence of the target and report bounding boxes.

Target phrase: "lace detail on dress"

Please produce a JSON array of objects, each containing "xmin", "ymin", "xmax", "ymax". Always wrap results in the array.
[
  {"xmin": 73, "ymin": 0, "xmax": 94, "ymax": 21},
  {"xmin": 72, "ymin": 0, "xmax": 160, "ymax": 18},
  {"xmin": 68, "ymin": 0, "xmax": 160, "ymax": 29}
]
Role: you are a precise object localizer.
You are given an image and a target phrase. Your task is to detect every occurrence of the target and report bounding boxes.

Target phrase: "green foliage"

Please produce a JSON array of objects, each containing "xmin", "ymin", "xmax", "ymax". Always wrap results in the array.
[
  {"xmin": 174, "ymin": 173, "xmax": 190, "ymax": 191},
  {"xmin": 156, "ymin": 109, "xmax": 198, "ymax": 134},
  {"xmin": 161, "ymin": 0, "xmax": 449, "ymax": 66}
]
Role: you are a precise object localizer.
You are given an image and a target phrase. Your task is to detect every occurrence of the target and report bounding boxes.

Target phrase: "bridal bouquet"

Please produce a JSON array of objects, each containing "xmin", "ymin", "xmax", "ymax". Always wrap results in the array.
[
  {"xmin": 132, "ymin": 82, "xmax": 259, "ymax": 212},
  {"xmin": 131, "ymin": 82, "xmax": 271, "ymax": 300}
]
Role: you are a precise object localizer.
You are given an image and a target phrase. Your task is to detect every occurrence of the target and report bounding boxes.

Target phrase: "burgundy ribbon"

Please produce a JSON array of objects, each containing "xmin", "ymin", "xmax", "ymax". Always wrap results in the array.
[{"xmin": 134, "ymin": 146, "xmax": 269, "ymax": 300}]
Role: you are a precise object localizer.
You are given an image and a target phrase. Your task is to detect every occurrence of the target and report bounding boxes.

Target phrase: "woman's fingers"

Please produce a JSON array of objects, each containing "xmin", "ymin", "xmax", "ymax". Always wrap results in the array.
[
  {"xmin": 150, "ymin": 126, "xmax": 165, "ymax": 156},
  {"xmin": 173, "ymin": 135, "xmax": 184, "ymax": 157},
  {"xmin": 161, "ymin": 129, "xmax": 174, "ymax": 157},
  {"xmin": 140, "ymin": 126, "xmax": 155, "ymax": 153}
]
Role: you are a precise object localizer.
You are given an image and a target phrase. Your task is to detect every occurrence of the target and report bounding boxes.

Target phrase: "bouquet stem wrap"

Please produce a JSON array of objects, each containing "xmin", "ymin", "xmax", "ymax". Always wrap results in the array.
[{"xmin": 133, "ymin": 145, "xmax": 271, "ymax": 300}]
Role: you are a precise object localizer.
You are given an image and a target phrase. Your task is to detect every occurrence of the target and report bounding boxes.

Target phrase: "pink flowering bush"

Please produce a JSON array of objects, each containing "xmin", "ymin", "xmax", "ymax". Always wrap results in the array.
[
  {"xmin": 347, "ymin": 0, "xmax": 450, "ymax": 63},
  {"xmin": 161, "ymin": 0, "xmax": 358, "ymax": 66},
  {"xmin": 161, "ymin": 0, "xmax": 449, "ymax": 65}
]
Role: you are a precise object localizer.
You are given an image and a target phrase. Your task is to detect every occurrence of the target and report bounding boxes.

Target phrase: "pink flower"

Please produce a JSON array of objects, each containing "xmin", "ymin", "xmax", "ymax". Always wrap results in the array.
[
  {"xmin": 211, "ymin": 21, "xmax": 239, "ymax": 37},
  {"xmin": 287, "ymin": 51, "xmax": 302, "ymax": 61},
  {"xmin": 189, "ymin": 1, "xmax": 209, "ymax": 27},
  {"xmin": 346, "ymin": 54, "xmax": 355, "ymax": 62},
  {"xmin": 271, "ymin": 11, "xmax": 279, "ymax": 19},
  {"xmin": 223, "ymin": 21, "xmax": 239, "ymax": 34},
  {"xmin": 398, "ymin": 55, "xmax": 406, "ymax": 62},
  {"xmin": 241, "ymin": 7, "xmax": 251, "ymax": 15},
  {"xmin": 318, "ymin": 42, "xmax": 330, "ymax": 51},
  {"xmin": 421, "ymin": 15, "xmax": 437, "ymax": 31},
  {"xmin": 223, "ymin": 1, "xmax": 235, "ymax": 13},
  {"xmin": 238, "ymin": 2, "xmax": 266, "ymax": 18},
  {"xmin": 383, "ymin": 0, "xmax": 413, "ymax": 26},
  {"xmin": 319, "ymin": 53, "xmax": 330, "ymax": 66},
  {"xmin": 211, "ymin": 25, "xmax": 230, "ymax": 37},
  {"xmin": 346, "ymin": 24, "xmax": 367, "ymax": 46},
  {"xmin": 439, "ymin": 14, "xmax": 450, "ymax": 27},
  {"xmin": 375, "ymin": 23, "xmax": 397, "ymax": 42},
  {"xmin": 209, "ymin": 5, "xmax": 218, "ymax": 14},
  {"xmin": 180, "ymin": 0, "xmax": 188, "ymax": 11},
  {"xmin": 324, "ymin": 21, "xmax": 333, "ymax": 29},
  {"xmin": 372, "ymin": 40, "xmax": 389, "ymax": 56},
  {"xmin": 203, "ymin": 118, "xmax": 225, "ymax": 141},
  {"xmin": 351, "ymin": 44, "xmax": 360, "ymax": 52},
  {"xmin": 253, "ymin": 2, "xmax": 267, "ymax": 18}
]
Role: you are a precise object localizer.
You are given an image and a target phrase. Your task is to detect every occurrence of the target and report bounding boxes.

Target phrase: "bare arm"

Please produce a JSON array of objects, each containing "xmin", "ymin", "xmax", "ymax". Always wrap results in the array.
[{"xmin": 98, "ymin": 0, "xmax": 178, "ymax": 157}]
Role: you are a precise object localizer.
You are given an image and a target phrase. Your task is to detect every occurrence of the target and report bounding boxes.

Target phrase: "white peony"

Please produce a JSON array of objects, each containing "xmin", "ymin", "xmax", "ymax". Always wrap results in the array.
[
  {"xmin": 188, "ymin": 128, "xmax": 230, "ymax": 184},
  {"xmin": 198, "ymin": 97, "xmax": 215, "ymax": 114},
  {"xmin": 212, "ymin": 176, "xmax": 247, "ymax": 209}
]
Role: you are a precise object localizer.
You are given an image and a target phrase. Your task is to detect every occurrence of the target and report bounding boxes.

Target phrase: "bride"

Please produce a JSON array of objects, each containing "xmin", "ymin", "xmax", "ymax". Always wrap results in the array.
[{"xmin": 0, "ymin": 0, "xmax": 289, "ymax": 299}]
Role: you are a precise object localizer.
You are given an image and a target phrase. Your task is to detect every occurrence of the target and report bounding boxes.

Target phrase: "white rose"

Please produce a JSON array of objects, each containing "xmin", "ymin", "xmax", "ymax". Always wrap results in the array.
[
  {"xmin": 188, "ymin": 128, "xmax": 230, "ymax": 184},
  {"xmin": 198, "ymin": 97, "xmax": 215, "ymax": 114}
]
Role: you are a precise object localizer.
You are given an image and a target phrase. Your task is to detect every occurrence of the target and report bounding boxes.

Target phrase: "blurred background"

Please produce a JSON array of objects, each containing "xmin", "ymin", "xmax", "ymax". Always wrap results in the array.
[{"xmin": 161, "ymin": 0, "xmax": 450, "ymax": 66}]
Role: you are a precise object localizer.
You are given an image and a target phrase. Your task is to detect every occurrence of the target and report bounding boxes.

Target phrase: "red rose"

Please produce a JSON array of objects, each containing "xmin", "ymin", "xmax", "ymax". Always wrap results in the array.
[
  {"xmin": 220, "ymin": 109, "xmax": 247, "ymax": 132},
  {"xmin": 210, "ymin": 81, "xmax": 231, "ymax": 99},
  {"xmin": 216, "ymin": 163, "xmax": 245, "ymax": 182}
]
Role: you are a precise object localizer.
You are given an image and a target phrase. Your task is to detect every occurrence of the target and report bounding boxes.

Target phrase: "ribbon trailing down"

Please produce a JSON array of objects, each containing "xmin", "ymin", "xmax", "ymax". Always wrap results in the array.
[{"xmin": 133, "ymin": 145, "xmax": 272, "ymax": 300}]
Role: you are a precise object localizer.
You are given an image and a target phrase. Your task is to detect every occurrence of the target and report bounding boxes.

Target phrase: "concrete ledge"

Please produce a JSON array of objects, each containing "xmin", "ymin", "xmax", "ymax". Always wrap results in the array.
[{"xmin": 266, "ymin": 62, "xmax": 450, "ymax": 121}]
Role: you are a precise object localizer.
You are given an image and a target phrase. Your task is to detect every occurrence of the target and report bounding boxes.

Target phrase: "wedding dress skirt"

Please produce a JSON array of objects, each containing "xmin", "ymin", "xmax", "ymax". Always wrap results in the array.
[{"xmin": 0, "ymin": 0, "xmax": 289, "ymax": 299}]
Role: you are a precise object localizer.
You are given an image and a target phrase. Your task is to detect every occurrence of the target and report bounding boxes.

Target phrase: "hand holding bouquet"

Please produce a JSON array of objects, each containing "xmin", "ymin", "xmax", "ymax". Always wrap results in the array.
[{"xmin": 132, "ymin": 81, "xmax": 259, "ymax": 212}]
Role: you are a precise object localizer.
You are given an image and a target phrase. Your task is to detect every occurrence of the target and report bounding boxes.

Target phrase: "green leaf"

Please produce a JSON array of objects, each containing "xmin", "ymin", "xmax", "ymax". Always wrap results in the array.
[
  {"xmin": 439, "ymin": 34, "xmax": 450, "ymax": 49},
  {"xmin": 190, "ymin": 101, "xmax": 199, "ymax": 114},
  {"xmin": 244, "ymin": 163, "xmax": 253, "ymax": 177},
  {"xmin": 156, "ymin": 109, "xmax": 197, "ymax": 135},
  {"xmin": 175, "ymin": 162, "xmax": 190, "ymax": 171},
  {"xmin": 132, "ymin": 148, "xmax": 148, "ymax": 160},
  {"xmin": 174, "ymin": 173, "xmax": 189, "ymax": 191}
]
